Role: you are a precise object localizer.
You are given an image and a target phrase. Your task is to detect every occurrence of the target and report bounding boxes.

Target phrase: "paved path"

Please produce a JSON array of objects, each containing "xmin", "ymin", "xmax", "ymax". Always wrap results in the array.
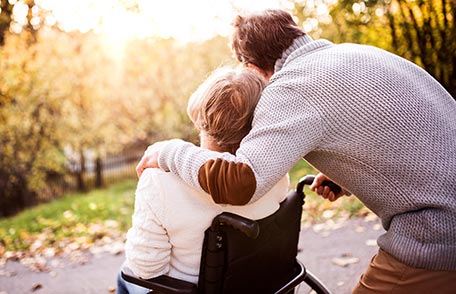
[
  {"xmin": 0, "ymin": 217, "xmax": 384, "ymax": 294},
  {"xmin": 296, "ymin": 217, "xmax": 383, "ymax": 293}
]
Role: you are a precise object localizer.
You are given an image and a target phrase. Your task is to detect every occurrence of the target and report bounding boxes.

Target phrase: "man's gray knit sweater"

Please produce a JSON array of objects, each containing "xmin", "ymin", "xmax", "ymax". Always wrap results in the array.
[{"xmin": 158, "ymin": 35, "xmax": 456, "ymax": 270}]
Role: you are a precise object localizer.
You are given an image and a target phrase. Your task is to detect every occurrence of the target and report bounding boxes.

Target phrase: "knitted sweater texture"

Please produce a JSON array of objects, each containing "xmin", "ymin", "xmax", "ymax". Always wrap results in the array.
[{"xmin": 158, "ymin": 36, "xmax": 456, "ymax": 270}]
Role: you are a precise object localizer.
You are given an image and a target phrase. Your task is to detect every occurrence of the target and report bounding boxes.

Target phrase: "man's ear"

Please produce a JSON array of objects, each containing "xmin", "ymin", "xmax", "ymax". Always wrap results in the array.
[
  {"xmin": 245, "ymin": 63, "xmax": 264, "ymax": 75},
  {"xmin": 245, "ymin": 63, "xmax": 273, "ymax": 82}
]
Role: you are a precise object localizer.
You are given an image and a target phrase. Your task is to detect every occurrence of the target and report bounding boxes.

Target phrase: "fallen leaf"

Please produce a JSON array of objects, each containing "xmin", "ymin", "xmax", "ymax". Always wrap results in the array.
[
  {"xmin": 4, "ymin": 251, "xmax": 19, "ymax": 261},
  {"xmin": 89, "ymin": 246, "xmax": 104, "ymax": 255},
  {"xmin": 69, "ymin": 252, "xmax": 88, "ymax": 265},
  {"xmin": 364, "ymin": 213, "xmax": 378, "ymax": 222},
  {"xmin": 108, "ymin": 286, "xmax": 116, "ymax": 293},
  {"xmin": 31, "ymin": 283, "xmax": 43, "ymax": 292},
  {"xmin": 312, "ymin": 223, "xmax": 325, "ymax": 233},
  {"xmin": 105, "ymin": 220, "xmax": 119, "ymax": 228},
  {"xmin": 301, "ymin": 220, "xmax": 312, "ymax": 229},
  {"xmin": 67, "ymin": 242, "xmax": 80, "ymax": 251},
  {"xmin": 63, "ymin": 210, "xmax": 74, "ymax": 219},
  {"xmin": 74, "ymin": 223, "xmax": 87, "ymax": 233},
  {"xmin": 322, "ymin": 210, "xmax": 335, "ymax": 219},
  {"xmin": 331, "ymin": 257, "xmax": 360, "ymax": 267},
  {"xmin": 325, "ymin": 219, "xmax": 344, "ymax": 230},
  {"xmin": 20, "ymin": 256, "xmax": 49, "ymax": 272},
  {"xmin": 372, "ymin": 224, "xmax": 382, "ymax": 231},
  {"xmin": 109, "ymin": 241, "xmax": 124, "ymax": 255},
  {"xmin": 30, "ymin": 240, "xmax": 43, "ymax": 253},
  {"xmin": 319, "ymin": 231, "xmax": 330, "ymax": 238},
  {"xmin": 312, "ymin": 219, "xmax": 345, "ymax": 233},
  {"xmin": 0, "ymin": 270, "xmax": 17, "ymax": 277},
  {"xmin": 365, "ymin": 239, "xmax": 377, "ymax": 247},
  {"xmin": 49, "ymin": 259, "xmax": 63, "ymax": 268},
  {"xmin": 43, "ymin": 248, "xmax": 55, "ymax": 258},
  {"xmin": 355, "ymin": 226, "xmax": 365, "ymax": 233}
]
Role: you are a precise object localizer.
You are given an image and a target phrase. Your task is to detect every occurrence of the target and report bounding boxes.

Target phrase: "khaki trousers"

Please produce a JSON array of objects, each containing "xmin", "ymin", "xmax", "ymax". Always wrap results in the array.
[{"xmin": 353, "ymin": 249, "xmax": 456, "ymax": 294}]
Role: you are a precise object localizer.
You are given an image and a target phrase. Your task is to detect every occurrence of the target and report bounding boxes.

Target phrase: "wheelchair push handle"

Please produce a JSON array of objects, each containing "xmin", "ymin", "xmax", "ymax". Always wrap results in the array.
[
  {"xmin": 211, "ymin": 212, "xmax": 260, "ymax": 239},
  {"xmin": 297, "ymin": 175, "xmax": 342, "ymax": 195}
]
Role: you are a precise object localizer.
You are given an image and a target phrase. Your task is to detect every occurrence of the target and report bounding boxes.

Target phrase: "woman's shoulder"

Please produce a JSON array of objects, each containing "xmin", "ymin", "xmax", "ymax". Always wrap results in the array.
[
  {"xmin": 138, "ymin": 168, "xmax": 209, "ymax": 203},
  {"xmin": 138, "ymin": 168, "xmax": 178, "ymax": 188}
]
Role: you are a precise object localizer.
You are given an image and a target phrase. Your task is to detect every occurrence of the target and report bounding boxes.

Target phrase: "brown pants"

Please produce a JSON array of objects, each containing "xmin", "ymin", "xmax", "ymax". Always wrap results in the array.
[{"xmin": 353, "ymin": 249, "xmax": 456, "ymax": 294}]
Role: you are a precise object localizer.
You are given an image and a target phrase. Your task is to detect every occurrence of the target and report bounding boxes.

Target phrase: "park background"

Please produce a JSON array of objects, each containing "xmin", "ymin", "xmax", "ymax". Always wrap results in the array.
[{"xmin": 0, "ymin": 0, "xmax": 454, "ymax": 292}]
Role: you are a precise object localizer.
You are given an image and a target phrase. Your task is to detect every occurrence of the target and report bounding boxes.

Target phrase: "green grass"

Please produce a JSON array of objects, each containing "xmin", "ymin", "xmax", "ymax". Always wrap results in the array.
[
  {"xmin": 0, "ymin": 180, "xmax": 136, "ymax": 252},
  {"xmin": 0, "ymin": 160, "xmax": 368, "ymax": 254},
  {"xmin": 288, "ymin": 159, "xmax": 318, "ymax": 187}
]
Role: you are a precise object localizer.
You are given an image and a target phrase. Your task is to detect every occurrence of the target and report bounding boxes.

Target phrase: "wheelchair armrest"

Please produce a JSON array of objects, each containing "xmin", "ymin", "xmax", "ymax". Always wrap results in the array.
[
  {"xmin": 297, "ymin": 175, "xmax": 342, "ymax": 195},
  {"xmin": 121, "ymin": 268, "xmax": 198, "ymax": 294},
  {"xmin": 211, "ymin": 211, "xmax": 260, "ymax": 239}
]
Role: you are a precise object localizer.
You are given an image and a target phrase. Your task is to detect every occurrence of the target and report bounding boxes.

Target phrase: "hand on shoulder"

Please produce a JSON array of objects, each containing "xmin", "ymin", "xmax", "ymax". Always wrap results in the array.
[{"xmin": 136, "ymin": 141, "xmax": 169, "ymax": 177}]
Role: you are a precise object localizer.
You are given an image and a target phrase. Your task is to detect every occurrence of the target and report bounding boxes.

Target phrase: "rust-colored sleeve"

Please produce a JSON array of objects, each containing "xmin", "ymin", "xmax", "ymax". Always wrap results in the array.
[{"xmin": 198, "ymin": 158, "xmax": 256, "ymax": 205}]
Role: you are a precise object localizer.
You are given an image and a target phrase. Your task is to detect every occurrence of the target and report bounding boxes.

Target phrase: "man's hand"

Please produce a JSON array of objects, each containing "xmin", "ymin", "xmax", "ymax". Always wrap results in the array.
[
  {"xmin": 135, "ymin": 142, "xmax": 167, "ymax": 177},
  {"xmin": 310, "ymin": 172, "xmax": 345, "ymax": 202}
]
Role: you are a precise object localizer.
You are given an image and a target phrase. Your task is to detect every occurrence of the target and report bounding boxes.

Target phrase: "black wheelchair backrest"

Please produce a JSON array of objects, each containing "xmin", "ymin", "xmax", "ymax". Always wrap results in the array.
[{"xmin": 198, "ymin": 185, "xmax": 305, "ymax": 294}]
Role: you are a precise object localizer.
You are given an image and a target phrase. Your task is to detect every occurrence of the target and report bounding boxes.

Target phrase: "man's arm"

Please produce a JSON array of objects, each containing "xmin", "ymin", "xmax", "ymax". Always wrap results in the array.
[
  {"xmin": 137, "ymin": 86, "xmax": 323, "ymax": 204},
  {"xmin": 136, "ymin": 142, "xmax": 255, "ymax": 205}
]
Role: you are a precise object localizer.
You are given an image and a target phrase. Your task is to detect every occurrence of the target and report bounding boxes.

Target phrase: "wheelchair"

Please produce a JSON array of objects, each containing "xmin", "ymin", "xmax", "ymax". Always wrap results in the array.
[{"xmin": 122, "ymin": 175, "xmax": 337, "ymax": 294}]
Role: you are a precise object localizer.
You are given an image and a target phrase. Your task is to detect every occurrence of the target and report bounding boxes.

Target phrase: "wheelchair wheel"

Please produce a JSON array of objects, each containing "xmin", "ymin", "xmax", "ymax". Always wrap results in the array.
[{"xmin": 303, "ymin": 269, "xmax": 332, "ymax": 294}]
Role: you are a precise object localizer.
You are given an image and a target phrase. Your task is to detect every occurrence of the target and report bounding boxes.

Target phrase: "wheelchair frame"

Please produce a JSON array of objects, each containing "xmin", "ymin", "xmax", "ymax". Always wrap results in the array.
[{"xmin": 122, "ymin": 175, "xmax": 336, "ymax": 294}]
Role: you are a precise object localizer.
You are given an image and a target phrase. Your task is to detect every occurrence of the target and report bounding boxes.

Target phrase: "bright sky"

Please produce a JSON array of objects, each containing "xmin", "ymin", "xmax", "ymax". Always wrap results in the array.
[{"xmin": 21, "ymin": 0, "xmax": 293, "ymax": 43}]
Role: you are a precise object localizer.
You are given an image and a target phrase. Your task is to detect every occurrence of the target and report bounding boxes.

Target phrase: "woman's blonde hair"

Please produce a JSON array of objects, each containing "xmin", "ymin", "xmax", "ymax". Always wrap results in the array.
[{"xmin": 187, "ymin": 67, "xmax": 266, "ymax": 154}]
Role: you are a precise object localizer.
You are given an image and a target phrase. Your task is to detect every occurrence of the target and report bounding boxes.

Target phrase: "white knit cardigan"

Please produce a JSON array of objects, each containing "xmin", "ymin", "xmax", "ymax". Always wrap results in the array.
[{"xmin": 124, "ymin": 168, "xmax": 289, "ymax": 283}]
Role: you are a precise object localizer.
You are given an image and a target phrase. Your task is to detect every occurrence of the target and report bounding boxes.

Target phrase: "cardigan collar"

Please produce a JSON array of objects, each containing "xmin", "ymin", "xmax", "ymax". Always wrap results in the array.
[{"xmin": 274, "ymin": 35, "xmax": 334, "ymax": 72}]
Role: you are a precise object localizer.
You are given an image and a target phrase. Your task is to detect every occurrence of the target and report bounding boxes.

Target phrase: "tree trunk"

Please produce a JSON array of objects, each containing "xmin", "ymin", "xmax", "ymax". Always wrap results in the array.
[
  {"xmin": 76, "ymin": 149, "xmax": 86, "ymax": 191},
  {"xmin": 95, "ymin": 156, "xmax": 103, "ymax": 188}
]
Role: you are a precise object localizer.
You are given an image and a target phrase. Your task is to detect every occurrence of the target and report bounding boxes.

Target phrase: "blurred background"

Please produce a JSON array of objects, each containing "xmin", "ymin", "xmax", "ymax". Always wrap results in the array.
[{"xmin": 0, "ymin": 0, "xmax": 454, "ymax": 219}]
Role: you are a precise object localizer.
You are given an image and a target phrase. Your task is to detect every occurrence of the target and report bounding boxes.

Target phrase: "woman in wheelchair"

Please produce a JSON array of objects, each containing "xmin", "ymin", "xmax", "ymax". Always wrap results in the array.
[{"xmin": 117, "ymin": 67, "xmax": 289, "ymax": 294}]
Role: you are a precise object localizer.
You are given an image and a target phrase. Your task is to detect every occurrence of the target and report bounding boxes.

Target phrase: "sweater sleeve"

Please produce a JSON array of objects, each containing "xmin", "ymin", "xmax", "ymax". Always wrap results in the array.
[
  {"xmin": 125, "ymin": 169, "xmax": 171, "ymax": 279},
  {"xmin": 158, "ymin": 85, "xmax": 323, "ymax": 203}
]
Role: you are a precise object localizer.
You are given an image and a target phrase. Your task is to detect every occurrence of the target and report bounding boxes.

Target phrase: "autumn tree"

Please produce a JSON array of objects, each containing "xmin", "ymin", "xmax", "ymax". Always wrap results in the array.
[
  {"xmin": 113, "ymin": 35, "xmax": 233, "ymax": 148},
  {"xmin": 0, "ymin": 32, "xmax": 67, "ymax": 215},
  {"xmin": 0, "ymin": 29, "xmax": 130, "ymax": 214},
  {"xmin": 0, "ymin": 0, "xmax": 13, "ymax": 45},
  {"xmin": 0, "ymin": 0, "xmax": 41, "ymax": 46},
  {"xmin": 292, "ymin": 0, "xmax": 455, "ymax": 98},
  {"xmin": 0, "ymin": 25, "xmax": 232, "ymax": 216},
  {"xmin": 382, "ymin": 0, "xmax": 455, "ymax": 97},
  {"xmin": 56, "ymin": 32, "xmax": 125, "ymax": 191}
]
